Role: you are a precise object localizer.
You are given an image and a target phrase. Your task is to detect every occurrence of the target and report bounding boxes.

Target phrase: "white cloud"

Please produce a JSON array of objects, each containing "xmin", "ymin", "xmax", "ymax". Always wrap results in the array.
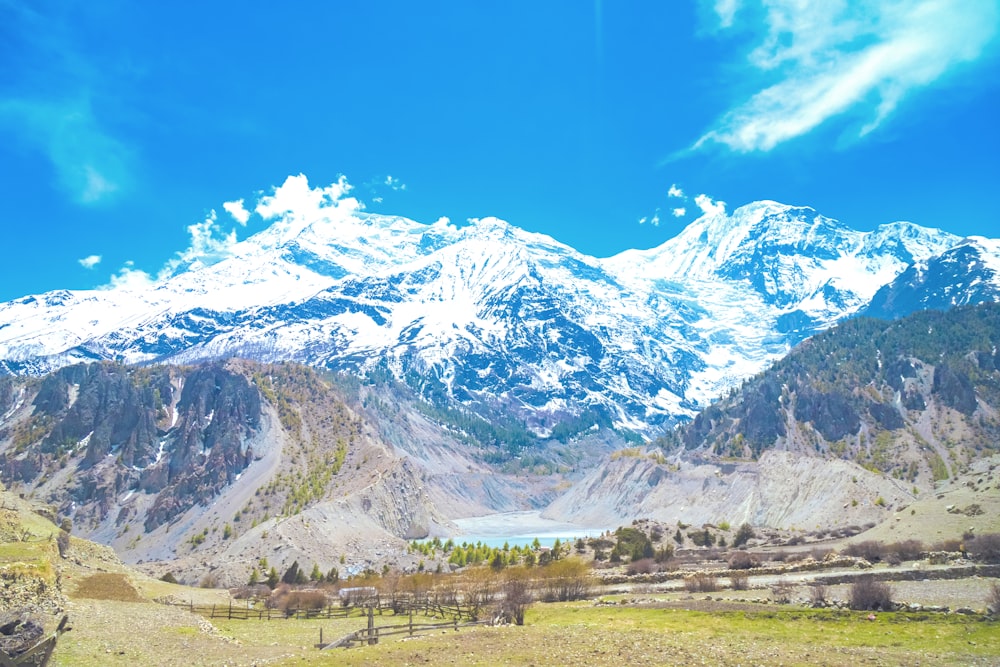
[
  {"xmin": 694, "ymin": 194, "xmax": 726, "ymax": 217},
  {"xmin": 639, "ymin": 208, "xmax": 663, "ymax": 226},
  {"xmin": 714, "ymin": 0, "xmax": 740, "ymax": 28},
  {"xmin": 101, "ymin": 210, "xmax": 241, "ymax": 289},
  {"xmin": 223, "ymin": 199, "xmax": 250, "ymax": 225},
  {"xmin": 103, "ymin": 262, "xmax": 155, "ymax": 291},
  {"xmin": 668, "ymin": 184, "xmax": 685, "ymax": 198},
  {"xmin": 78, "ymin": 254, "xmax": 102, "ymax": 269},
  {"xmin": 672, "ymin": 207, "xmax": 687, "ymax": 218},
  {"xmin": 0, "ymin": 97, "xmax": 131, "ymax": 204},
  {"xmin": 698, "ymin": 0, "xmax": 1000, "ymax": 152},
  {"xmin": 385, "ymin": 175, "xmax": 406, "ymax": 191},
  {"xmin": 100, "ymin": 174, "xmax": 368, "ymax": 291},
  {"xmin": 256, "ymin": 174, "xmax": 362, "ymax": 221},
  {"xmin": 158, "ymin": 211, "xmax": 239, "ymax": 277}
]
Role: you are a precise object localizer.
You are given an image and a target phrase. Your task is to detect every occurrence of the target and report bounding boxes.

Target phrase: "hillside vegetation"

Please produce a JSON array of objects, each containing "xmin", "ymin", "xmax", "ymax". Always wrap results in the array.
[{"xmin": 659, "ymin": 303, "xmax": 1000, "ymax": 485}]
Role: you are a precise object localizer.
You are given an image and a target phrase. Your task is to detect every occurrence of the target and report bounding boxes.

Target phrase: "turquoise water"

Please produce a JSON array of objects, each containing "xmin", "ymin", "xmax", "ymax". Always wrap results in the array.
[
  {"xmin": 450, "ymin": 529, "xmax": 606, "ymax": 550},
  {"xmin": 448, "ymin": 511, "xmax": 608, "ymax": 550}
]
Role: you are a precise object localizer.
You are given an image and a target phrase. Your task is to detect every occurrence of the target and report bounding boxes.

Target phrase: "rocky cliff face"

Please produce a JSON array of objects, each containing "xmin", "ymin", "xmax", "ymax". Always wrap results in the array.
[
  {"xmin": 0, "ymin": 360, "xmax": 456, "ymax": 584},
  {"xmin": 546, "ymin": 303, "xmax": 1000, "ymax": 529}
]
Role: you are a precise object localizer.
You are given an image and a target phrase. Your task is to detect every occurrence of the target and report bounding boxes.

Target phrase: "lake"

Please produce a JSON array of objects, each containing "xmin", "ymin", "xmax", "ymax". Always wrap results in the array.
[{"xmin": 450, "ymin": 510, "xmax": 608, "ymax": 548}]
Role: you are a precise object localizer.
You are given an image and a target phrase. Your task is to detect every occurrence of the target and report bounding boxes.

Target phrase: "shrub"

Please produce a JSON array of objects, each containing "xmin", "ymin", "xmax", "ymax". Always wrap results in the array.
[
  {"xmin": 849, "ymin": 576, "xmax": 894, "ymax": 611},
  {"xmin": 538, "ymin": 559, "xmax": 592, "ymax": 602},
  {"xmin": 268, "ymin": 587, "xmax": 328, "ymax": 615},
  {"xmin": 844, "ymin": 540, "xmax": 885, "ymax": 562},
  {"xmin": 159, "ymin": 572, "xmax": 178, "ymax": 584},
  {"xmin": 968, "ymin": 533, "xmax": 1000, "ymax": 563},
  {"xmin": 808, "ymin": 583, "xmax": 828, "ymax": 607},
  {"xmin": 727, "ymin": 551, "xmax": 759, "ymax": 570},
  {"xmin": 729, "ymin": 572, "xmax": 749, "ymax": 591},
  {"xmin": 987, "ymin": 582, "xmax": 1000, "ymax": 615},
  {"xmin": 626, "ymin": 558, "xmax": 656, "ymax": 575},
  {"xmin": 810, "ymin": 548, "xmax": 833, "ymax": 561},
  {"xmin": 770, "ymin": 579, "xmax": 794, "ymax": 604},
  {"xmin": 500, "ymin": 571, "xmax": 533, "ymax": 625},
  {"xmin": 199, "ymin": 571, "xmax": 220, "ymax": 589},
  {"xmin": 931, "ymin": 538, "xmax": 961, "ymax": 553},
  {"xmin": 684, "ymin": 573, "xmax": 718, "ymax": 593},
  {"xmin": 887, "ymin": 539, "xmax": 923, "ymax": 561}
]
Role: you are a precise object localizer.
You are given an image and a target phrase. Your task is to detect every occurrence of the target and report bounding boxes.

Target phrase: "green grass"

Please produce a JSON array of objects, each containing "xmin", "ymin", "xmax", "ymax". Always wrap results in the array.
[
  {"xmin": 47, "ymin": 598, "xmax": 1000, "ymax": 666},
  {"xmin": 280, "ymin": 602, "xmax": 1000, "ymax": 667}
]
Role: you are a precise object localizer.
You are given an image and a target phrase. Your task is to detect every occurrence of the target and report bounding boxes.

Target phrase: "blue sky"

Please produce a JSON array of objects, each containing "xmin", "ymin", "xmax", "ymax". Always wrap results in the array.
[{"xmin": 1, "ymin": 1, "xmax": 998, "ymax": 302}]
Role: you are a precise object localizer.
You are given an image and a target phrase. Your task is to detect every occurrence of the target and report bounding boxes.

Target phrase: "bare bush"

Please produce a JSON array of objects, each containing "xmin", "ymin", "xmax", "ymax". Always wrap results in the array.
[
  {"xmin": 849, "ymin": 576, "xmax": 894, "ymax": 611},
  {"xmin": 684, "ymin": 573, "xmax": 718, "ymax": 593},
  {"xmin": 626, "ymin": 558, "xmax": 656, "ymax": 575},
  {"xmin": 932, "ymin": 538, "xmax": 962, "ymax": 552},
  {"xmin": 808, "ymin": 583, "xmax": 828, "ymax": 607},
  {"xmin": 727, "ymin": 551, "xmax": 759, "ymax": 570},
  {"xmin": 273, "ymin": 589, "xmax": 328, "ymax": 615},
  {"xmin": 770, "ymin": 578, "xmax": 794, "ymax": 604},
  {"xmin": 968, "ymin": 533, "xmax": 1000, "ymax": 563},
  {"xmin": 231, "ymin": 584, "xmax": 270, "ymax": 600},
  {"xmin": 810, "ymin": 548, "xmax": 833, "ymax": 561},
  {"xmin": 887, "ymin": 539, "xmax": 924, "ymax": 562},
  {"xmin": 538, "ymin": 559, "xmax": 592, "ymax": 602},
  {"xmin": 500, "ymin": 570, "xmax": 533, "ymax": 625},
  {"xmin": 198, "ymin": 571, "xmax": 220, "ymax": 589},
  {"xmin": 987, "ymin": 582, "xmax": 1000, "ymax": 615},
  {"xmin": 844, "ymin": 540, "xmax": 885, "ymax": 562},
  {"xmin": 729, "ymin": 572, "xmax": 749, "ymax": 591}
]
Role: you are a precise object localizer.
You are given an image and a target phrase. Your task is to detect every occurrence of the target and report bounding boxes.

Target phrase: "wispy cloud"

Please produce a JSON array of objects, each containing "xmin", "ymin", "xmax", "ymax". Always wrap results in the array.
[
  {"xmin": 0, "ymin": 4, "xmax": 135, "ymax": 204},
  {"xmin": 102, "ymin": 210, "xmax": 240, "ymax": 289},
  {"xmin": 639, "ymin": 209, "xmax": 662, "ymax": 226},
  {"xmin": 696, "ymin": 0, "xmax": 1000, "ymax": 152},
  {"xmin": 78, "ymin": 254, "xmax": 102, "ymax": 269},
  {"xmin": 385, "ymin": 175, "xmax": 407, "ymax": 191},
  {"xmin": 672, "ymin": 207, "xmax": 687, "ymax": 218},
  {"xmin": 668, "ymin": 184, "xmax": 684, "ymax": 198},
  {"xmin": 0, "ymin": 97, "xmax": 132, "ymax": 204}
]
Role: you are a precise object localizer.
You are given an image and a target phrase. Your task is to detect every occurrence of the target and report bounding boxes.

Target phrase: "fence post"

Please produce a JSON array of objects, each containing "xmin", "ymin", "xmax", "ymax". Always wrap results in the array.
[
  {"xmin": 367, "ymin": 607, "xmax": 375, "ymax": 645},
  {"xmin": 228, "ymin": 601, "xmax": 232, "ymax": 619},
  {"xmin": 211, "ymin": 604, "xmax": 216, "ymax": 618},
  {"xmin": 409, "ymin": 606, "xmax": 413, "ymax": 636}
]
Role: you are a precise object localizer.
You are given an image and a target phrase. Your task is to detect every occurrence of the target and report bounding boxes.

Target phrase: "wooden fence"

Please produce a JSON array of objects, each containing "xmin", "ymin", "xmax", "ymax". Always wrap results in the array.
[
  {"xmin": 319, "ymin": 606, "xmax": 493, "ymax": 650},
  {"xmin": 172, "ymin": 597, "xmax": 480, "ymax": 623}
]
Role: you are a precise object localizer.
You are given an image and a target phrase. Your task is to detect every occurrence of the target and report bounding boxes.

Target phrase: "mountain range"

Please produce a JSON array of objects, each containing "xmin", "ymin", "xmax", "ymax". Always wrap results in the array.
[
  {"xmin": 3, "ymin": 189, "xmax": 997, "ymax": 437},
  {"xmin": 2, "ymin": 189, "xmax": 1000, "ymax": 584}
]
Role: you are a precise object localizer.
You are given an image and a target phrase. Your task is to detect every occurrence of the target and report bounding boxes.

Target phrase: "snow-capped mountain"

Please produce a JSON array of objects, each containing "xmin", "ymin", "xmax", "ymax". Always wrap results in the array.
[
  {"xmin": 0, "ymin": 180, "xmax": 985, "ymax": 432},
  {"xmin": 862, "ymin": 237, "xmax": 1000, "ymax": 320}
]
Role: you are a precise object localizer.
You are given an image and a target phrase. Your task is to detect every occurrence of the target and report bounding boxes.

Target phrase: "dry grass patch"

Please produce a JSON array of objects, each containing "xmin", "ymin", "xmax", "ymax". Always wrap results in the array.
[{"xmin": 71, "ymin": 573, "xmax": 143, "ymax": 602}]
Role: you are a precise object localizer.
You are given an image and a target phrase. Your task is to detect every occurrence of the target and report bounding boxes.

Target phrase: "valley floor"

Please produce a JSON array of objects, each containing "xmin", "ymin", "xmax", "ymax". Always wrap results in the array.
[{"xmin": 50, "ymin": 594, "xmax": 999, "ymax": 667}]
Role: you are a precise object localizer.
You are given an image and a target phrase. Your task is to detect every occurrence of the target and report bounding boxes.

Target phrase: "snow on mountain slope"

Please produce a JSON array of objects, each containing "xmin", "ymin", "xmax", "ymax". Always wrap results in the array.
[
  {"xmin": 0, "ymin": 177, "xmax": 984, "ymax": 431},
  {"xmin": 863, "ymin": 236, "xmax": 1000, "ymax": 320},
  {"xmin": 601, "ymin": 202, "xmax": 960, "ymax": 404}
]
